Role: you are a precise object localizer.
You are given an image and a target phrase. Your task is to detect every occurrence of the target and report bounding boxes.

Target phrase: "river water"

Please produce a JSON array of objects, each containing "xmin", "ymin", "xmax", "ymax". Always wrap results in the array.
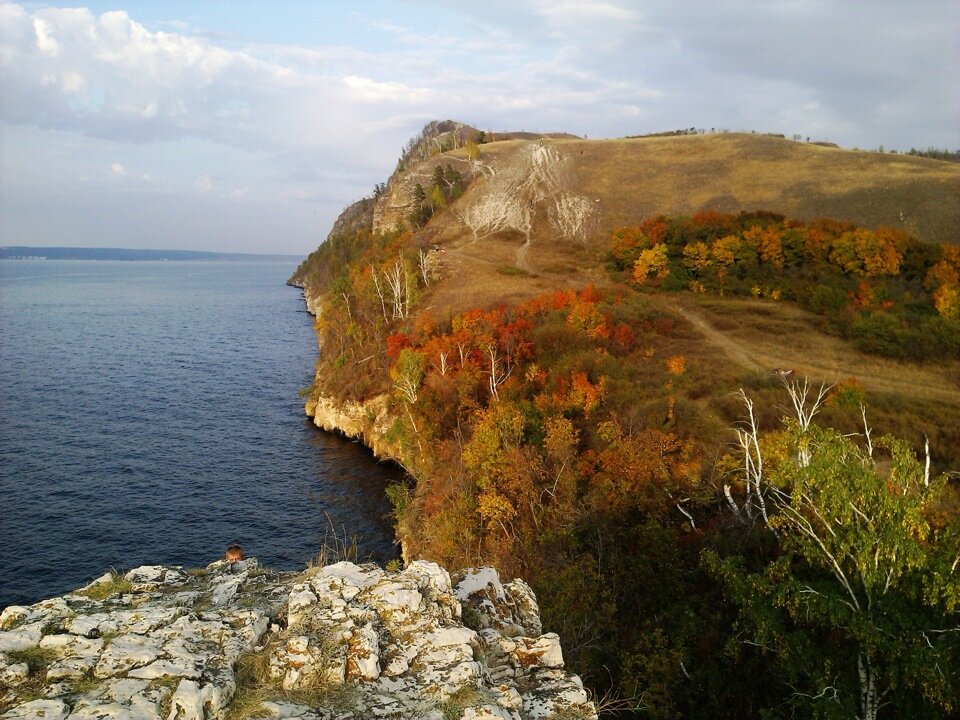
[{"xmin": 0, "ymin": 259, "xmax": 400, "ymax": 607}]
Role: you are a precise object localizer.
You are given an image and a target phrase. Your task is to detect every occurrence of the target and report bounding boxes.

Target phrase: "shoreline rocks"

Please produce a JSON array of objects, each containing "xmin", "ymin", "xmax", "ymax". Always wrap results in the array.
[{"xmin": 0, "ymin": 559, "xmax": 596, "ymax": 720}]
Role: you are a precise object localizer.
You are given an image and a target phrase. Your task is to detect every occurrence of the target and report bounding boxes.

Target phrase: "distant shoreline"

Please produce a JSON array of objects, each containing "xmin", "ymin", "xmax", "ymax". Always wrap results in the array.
[{"xmin": 0, "ymin": 246, "xmax": 300, "ymax": 262}]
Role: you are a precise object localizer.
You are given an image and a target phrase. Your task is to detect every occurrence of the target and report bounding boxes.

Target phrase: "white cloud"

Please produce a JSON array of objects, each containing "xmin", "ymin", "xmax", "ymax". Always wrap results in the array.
[
  {"xmin": 194, "ymin": 174, "xmax": 212, "ymax": 192},
  {"xmin": 109, "ymin": 162, "xmax": 126, "ymax": 176},
  {"xmin": 530, "ymin": 0, "xmax": 642, "ymax": 44},
  {"xmin": 33, "ymin": 17, "xmax": 61, "ymax": 56},
  {"xmin": 61, "ymin": 70, "xmax": 85, "ymax": 93},
  {"xmin": 343, "ymin": 75, "xmax": 427, "ymax": 103}
]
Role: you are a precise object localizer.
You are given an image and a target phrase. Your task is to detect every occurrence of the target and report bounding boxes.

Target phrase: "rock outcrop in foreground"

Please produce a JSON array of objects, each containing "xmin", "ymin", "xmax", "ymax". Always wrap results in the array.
[{"xmin": 0, "ymin": 559, "xmax": 596, "ymax": 720}]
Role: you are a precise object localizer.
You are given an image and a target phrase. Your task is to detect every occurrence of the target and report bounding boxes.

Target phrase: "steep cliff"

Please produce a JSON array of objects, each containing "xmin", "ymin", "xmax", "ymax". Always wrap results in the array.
[
  {"xmin": 305, "ymin": 392, "xmax": 398, "ymax": 463},
  {"xmin": 282, "ymin": 121, "xmax": 959, "ymax": 717},
  {"xmin": 0, "ymin": 559, "xmax": 596, "ymax": 720}
]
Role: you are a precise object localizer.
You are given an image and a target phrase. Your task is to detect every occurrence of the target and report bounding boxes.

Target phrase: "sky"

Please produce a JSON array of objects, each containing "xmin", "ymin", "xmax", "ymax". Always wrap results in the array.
[{"xmin": 1, "ymin": 1, "xmax": 958, "ymax": 255}]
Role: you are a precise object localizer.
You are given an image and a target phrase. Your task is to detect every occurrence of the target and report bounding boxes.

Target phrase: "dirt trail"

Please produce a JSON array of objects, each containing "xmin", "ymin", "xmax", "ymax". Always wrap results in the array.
[
  {"xmin": 673, "ymin": 304, "xmax": 766, "ymax": 373},
  {"xmin": 672, "ymin": 301, "xmax": 959, "ymax": 404}
]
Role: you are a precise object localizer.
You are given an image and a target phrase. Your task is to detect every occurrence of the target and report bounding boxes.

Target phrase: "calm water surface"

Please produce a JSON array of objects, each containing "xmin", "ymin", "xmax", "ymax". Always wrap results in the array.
[{"xmin": 0, "ymin": 260, "xmax": 401, "ymax": 607}]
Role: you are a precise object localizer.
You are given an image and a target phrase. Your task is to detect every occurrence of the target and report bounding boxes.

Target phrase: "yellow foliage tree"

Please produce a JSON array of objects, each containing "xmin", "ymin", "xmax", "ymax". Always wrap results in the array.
[
  {"xmin": 632, "ymin": 243, "xmax": 670, "ymax": 283},
  {"xmin": 681, "ymin": 241, "xmax": 712, "ymax": 273},
  {"xmin": 830, "ymin": 229, "xmax": 902, "ymax": 277},
  {"xmin": 933, "ymin": 283, "xmax": 959, "ymax": 319},
  {"xmin": 665, "ymin": 355, "xmax": 686, "ymax": 376},
  {"xmin": 744, "ymin": 225, "xmax": 785, "ymax": 268},
  {"xmin": 711, "ymin": 235, "xmax": 741, "ymax": 267}
]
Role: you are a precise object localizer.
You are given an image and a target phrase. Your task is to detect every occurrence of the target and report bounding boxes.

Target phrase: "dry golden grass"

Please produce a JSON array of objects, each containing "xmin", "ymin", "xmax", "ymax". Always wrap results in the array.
[
  {"xmin": 659, "ymin": 293, "xmax": 960, "ymax": 466},
  {"xmin": 566, "ymin": 133, "xmax": 959, "ymax": 246},
  {"xmin": 671, "ymin": 294, "xmax": 959, "ymax": 404}
]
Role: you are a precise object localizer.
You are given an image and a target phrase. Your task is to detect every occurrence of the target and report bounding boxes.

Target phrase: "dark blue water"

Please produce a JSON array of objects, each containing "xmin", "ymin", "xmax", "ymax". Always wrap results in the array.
[{"xmin": 0, "ymin": 260, "xmax": 401, "ymax": 607}]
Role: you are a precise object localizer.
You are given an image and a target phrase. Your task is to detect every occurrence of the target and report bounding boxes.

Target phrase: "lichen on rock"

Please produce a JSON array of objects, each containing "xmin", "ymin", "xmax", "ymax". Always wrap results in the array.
[{"xmin": 1, "ymin": 559, "xmax": 594, "ymax": 720}]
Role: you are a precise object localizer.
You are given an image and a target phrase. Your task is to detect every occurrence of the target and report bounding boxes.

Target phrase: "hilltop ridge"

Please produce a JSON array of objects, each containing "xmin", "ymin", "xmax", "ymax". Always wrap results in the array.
[{"xmin": 293, "ymin": 126, "xmax": 958, "ymax": 310}]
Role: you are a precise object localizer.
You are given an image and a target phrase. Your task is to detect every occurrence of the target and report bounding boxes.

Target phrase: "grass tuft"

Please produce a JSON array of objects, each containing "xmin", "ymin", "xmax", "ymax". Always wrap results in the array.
[
  {"xmin": 75, "ymin": 572, "xmax": 134, "ymax": 601},
  {"xmin": 6, "ymin": 646, "xmax": 58, "ymax": 674},
  {"xmin": 227, "ymin": 635, "xmax": 357, "ymax": 720},
  {"xmin": 306, "ymin": 512, "xmax": 364, "ymax": 568},
  {"xmin": 497, "ymin": 264, "xmax": 530, "ymax": 276}
]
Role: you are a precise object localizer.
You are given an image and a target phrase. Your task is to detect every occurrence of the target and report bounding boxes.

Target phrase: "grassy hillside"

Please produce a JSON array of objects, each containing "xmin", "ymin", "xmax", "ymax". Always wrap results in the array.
[
  {"xmin": 573, "ymin": 133, "xmax": 958, "ymax": 245},
  {"xmin": 293, "ymin": 125, "xmax": 960, "ymax": 719},
  {"xmin": 409, "ymin": 133, "xmax": 957, "ymax": 312}
]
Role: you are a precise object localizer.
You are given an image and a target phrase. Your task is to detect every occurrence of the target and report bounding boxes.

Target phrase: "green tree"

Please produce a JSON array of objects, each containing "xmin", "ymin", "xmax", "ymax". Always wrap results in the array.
[
  {"xmin": 391, "ymin": 348, "xmax": 425, "ymax": 405},
  {"xmin": 707, "ymin": 421, "xmax": 960, "ymax": 719},
  {"xmin": 427, "ymin": 183, "xmax": 447, "ymax": 212},
  {"xmin": 409, "ymin": 183, "xmax": 431, "ymax": 227}
]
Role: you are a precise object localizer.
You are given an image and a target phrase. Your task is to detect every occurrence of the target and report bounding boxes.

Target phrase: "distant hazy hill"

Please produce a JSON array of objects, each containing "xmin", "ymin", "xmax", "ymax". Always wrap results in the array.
[{"xmin": 0, "ymin": 247, "xmax": 299, "ymax": 262}]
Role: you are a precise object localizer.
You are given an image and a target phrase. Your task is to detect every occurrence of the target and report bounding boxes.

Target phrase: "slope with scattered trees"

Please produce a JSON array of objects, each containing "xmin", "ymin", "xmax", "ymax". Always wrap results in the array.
[{"xmin": 290, "ymin": 122, "xmax": 960, "ymax": 718}]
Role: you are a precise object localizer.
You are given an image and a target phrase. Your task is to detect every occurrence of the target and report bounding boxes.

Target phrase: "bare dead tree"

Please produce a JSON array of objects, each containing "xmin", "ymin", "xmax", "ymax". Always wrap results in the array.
[
  {"xmin": 860, "ymin": 404, "xmax": 874, "ymax": 459},
  {"xmin": 780, "ymin": 376, "xmax": 832, "ymax": 467},
  {"xmin": 369, "ymin": 265, "xmax": 388, "ymax": 321},
  {"xmin": 417, "ymin": 248, "xmax": 431, "ymax": 287},
  {"xmin": 384, "ymin": 254, "xmax": 408, "ymax": 319},
  {"xmin": 456, "ymin": 339, "xmax": 470, "ymax": 369},
  {"xmin": 393, "ymin": 374, "xmax": 419, "ymax": 405},
  {"xmin": 727, "ymin": 389, "xmax": 773, "ymax": 532},
  {"xmin": 486, "ymin": 343, "xmax": 512, "ymax": 401},
  {"xmin": 434, "ymin": 350, "xmax": 449, "ymax": 376}
]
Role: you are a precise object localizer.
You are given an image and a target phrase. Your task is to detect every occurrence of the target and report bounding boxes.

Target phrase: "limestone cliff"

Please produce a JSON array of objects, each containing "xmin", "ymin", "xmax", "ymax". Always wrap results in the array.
[
  {"xmin": 305, "ymin": 392, "xmax": 399, "ymax": 463},
  {"xmin": 0, "ymin": 559, "xmax": 596, "ymax": 720}
]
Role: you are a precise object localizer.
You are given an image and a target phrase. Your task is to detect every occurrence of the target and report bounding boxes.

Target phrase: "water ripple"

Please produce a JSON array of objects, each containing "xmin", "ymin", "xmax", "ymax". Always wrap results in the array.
[{"xmin": 0, "ymin": 260, "xmax": 402, "ymax": 607}]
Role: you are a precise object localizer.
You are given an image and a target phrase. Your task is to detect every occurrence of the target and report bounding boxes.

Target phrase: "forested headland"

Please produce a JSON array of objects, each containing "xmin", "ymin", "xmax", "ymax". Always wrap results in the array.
[{"xmin": 292, "ymin": 123, "xmax": 960, "ymax": 718}]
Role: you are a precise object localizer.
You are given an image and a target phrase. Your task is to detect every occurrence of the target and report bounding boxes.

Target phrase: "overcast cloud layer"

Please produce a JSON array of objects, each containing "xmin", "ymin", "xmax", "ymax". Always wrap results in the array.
[{"xmin": 1, "ymin": 1, "xmax": 957, "ymax": 254}]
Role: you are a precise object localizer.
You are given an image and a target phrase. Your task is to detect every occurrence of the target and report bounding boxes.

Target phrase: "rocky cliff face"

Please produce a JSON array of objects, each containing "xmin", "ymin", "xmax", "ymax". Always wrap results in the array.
[
  {"xmin": 0, "ymin": 559, "xmax": 595, "ymax": 720},
  {"xmin": 305, "ymin": 393, "xmax": 400, "ymax": 463}
]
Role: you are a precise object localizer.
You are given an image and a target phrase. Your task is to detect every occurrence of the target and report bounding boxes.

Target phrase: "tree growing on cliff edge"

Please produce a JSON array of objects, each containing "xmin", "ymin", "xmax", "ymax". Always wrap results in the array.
[{"xmin": 706, "ymin": 396, "xmax": 960, "ymax": 720}]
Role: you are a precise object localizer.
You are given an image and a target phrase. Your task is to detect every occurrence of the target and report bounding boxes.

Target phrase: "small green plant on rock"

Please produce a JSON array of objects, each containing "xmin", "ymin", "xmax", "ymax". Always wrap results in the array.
[
  {"xmin": 0, "ymin": 647, "xmax": 60, "ymax": 711},
  {"xmin": 306, "ymin": 512, "xmax": 363, "ymax": 567},
  {"xmin": 66, "ymin": 672, "xmax": 100, "ymax": 697},
  {"xmin": 545, "ymin": 705, "xmax": 597, "ymax": 720},
  {"xmin": 148, "ymin": 675, "xmax": 181, "ymax": 718},
  {"xmin": 6, "ymin": 646, "xmax": 59, "ymax": 673}
]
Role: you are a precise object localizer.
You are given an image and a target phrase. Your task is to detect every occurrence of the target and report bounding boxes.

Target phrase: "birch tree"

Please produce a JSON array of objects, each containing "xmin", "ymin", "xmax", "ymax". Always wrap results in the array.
[
  {"xmin": 486, "ymin": 342, "xmax": 511, "ymax": 401},
  {"xmin": 417, "ymin": 247, "xmax": 431, "ymax": 287},
  {"xmin": 708, "ymin": 423, "xmax": 960, "ymax": 720}
]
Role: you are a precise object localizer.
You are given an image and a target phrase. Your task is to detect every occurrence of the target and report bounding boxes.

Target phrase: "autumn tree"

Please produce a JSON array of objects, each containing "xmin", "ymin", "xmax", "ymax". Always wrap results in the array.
[
  {"xmin": 711, "ymin": 234, "xmax": 741, "ymax": 268},
  {"xmin": 681, "ymin": 241, "xmax": 712, "ymax": 274},
  {"xmin": 461, "ymin": 401, "xmax": 538, "ymax": 566},
  {"xmin": 633, "ymin": 244, "xmax": 670, "ymax": 284},
  {"xmin": 391, "ymin": 348, "xmax": 425, "ymax": 405},
  {"xmin": 745, "ymin": 224, "xmax": 785, "ymax": 268},
  {"xmin": 829, "ymin": 228, "xmax": 903, "ymax": 277}
]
